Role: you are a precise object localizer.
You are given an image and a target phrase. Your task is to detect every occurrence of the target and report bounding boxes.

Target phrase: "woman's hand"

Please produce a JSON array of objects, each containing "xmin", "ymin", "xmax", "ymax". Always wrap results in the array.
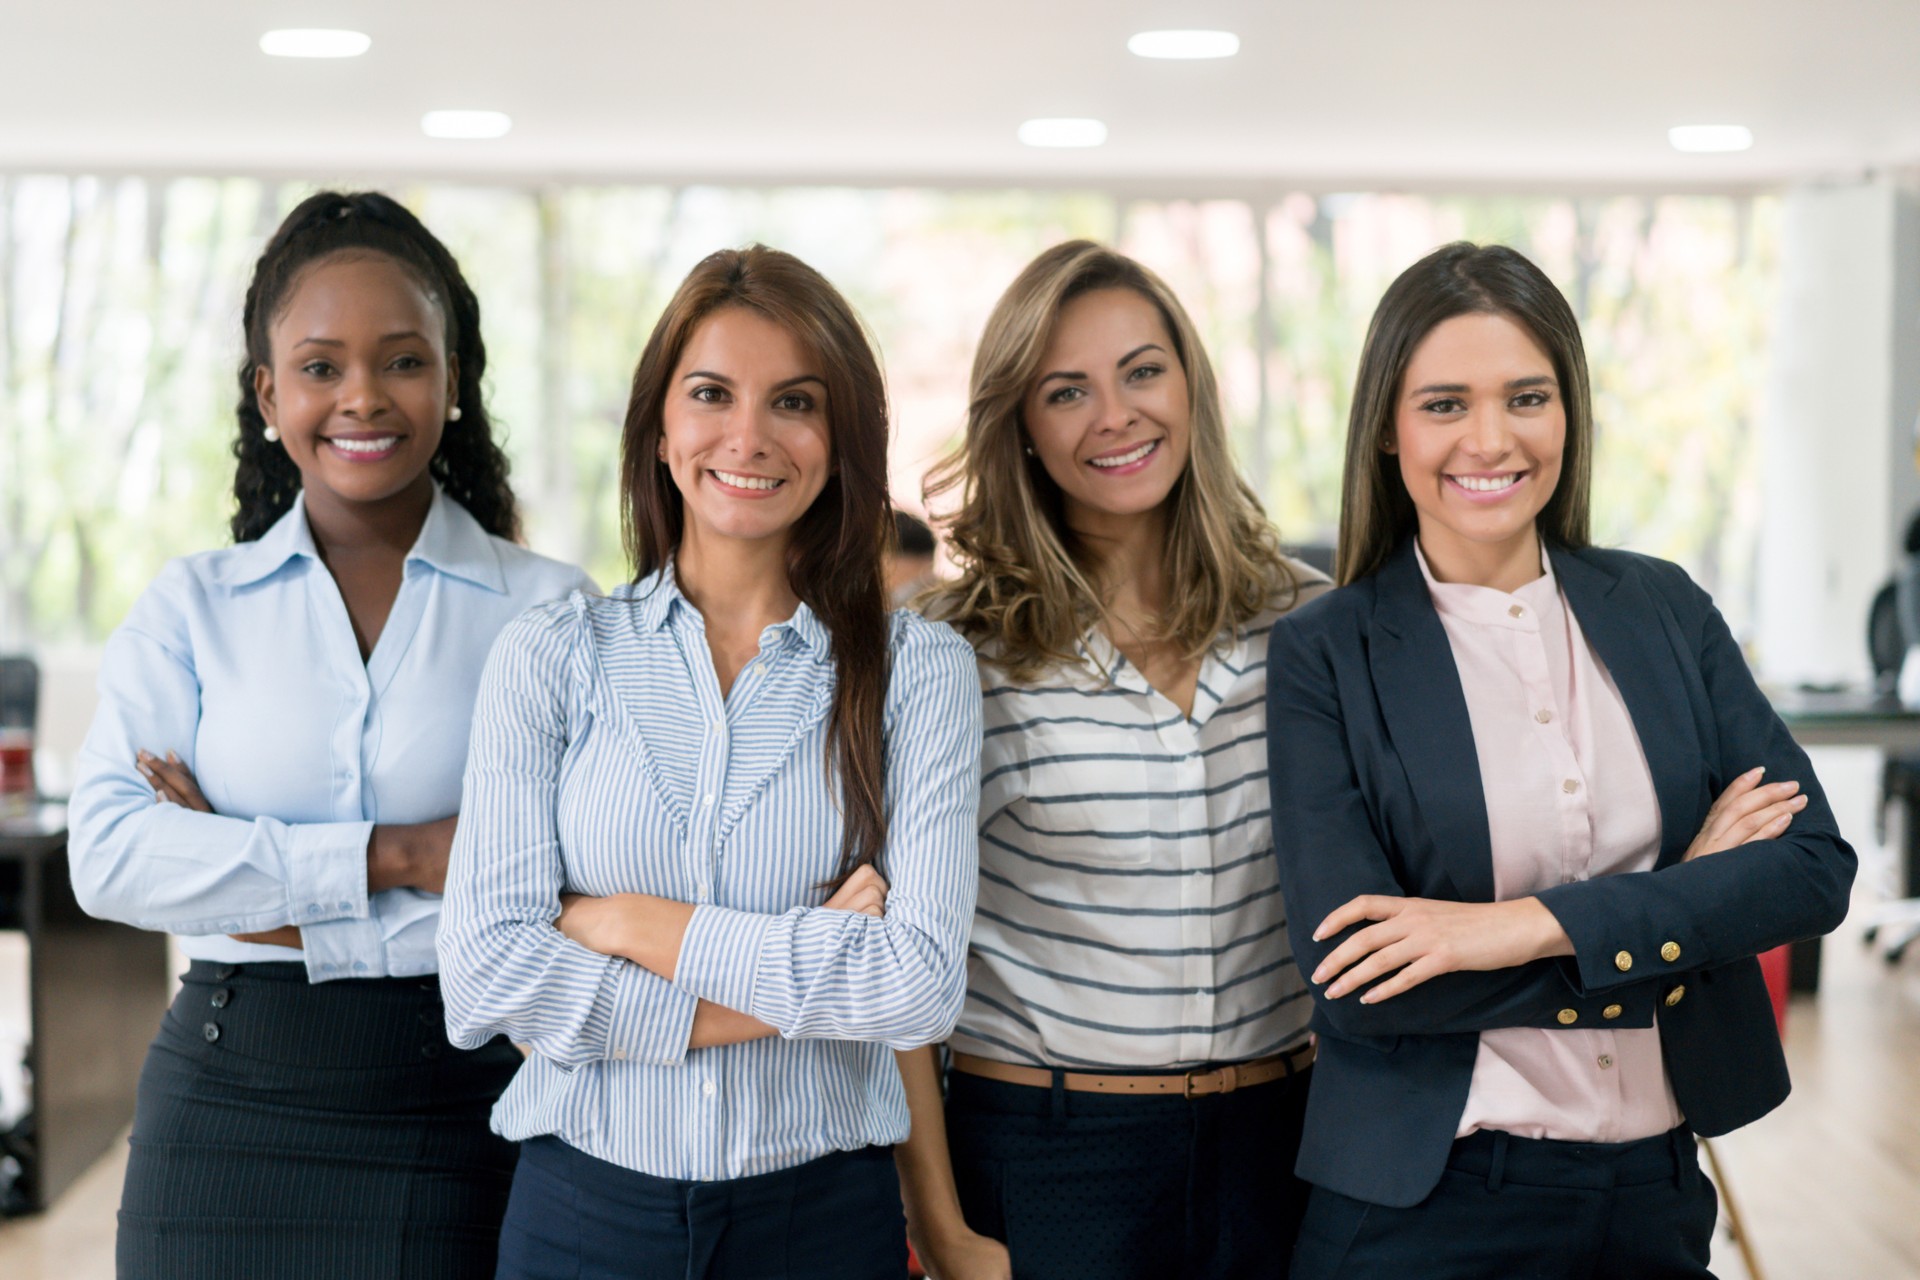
[
  {"xmin": 369, "ymin": 817, "xmax": 459, "ymax": 894},
  {"xmin": 913, "ymin": 1226, "xmax": 1012, "ymax": 1280},
  {"xmin": 136, "ymin": 749, "xmax": 211, "ymax": 812},
  {"xmin": 1310, "ymin": 896, "xmax": 1571, "ymax": 1003},
  {"xmin": 1685, "ymin": 766, "xmax": 1806, "ymax": 861},
  {"xmin": 824, "ymin": 864, "xmax": 889, "ymax": 917}
]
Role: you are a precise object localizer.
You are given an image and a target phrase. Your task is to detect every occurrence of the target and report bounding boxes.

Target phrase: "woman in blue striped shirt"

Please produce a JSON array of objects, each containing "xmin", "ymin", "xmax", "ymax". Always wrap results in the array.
[
  {"xmin": 895, "ymin": 242, "xmax": 1327, "ymax": 1280},
  {"xmin": 436, "ymin": 246, "xmax": 983, "ymax": 1280}
]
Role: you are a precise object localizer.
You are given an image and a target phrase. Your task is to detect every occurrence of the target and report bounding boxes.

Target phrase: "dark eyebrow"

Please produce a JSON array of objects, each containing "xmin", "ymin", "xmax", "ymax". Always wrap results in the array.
[
  {"xmin": 1407, "ymin": 375, "xmax": 1557, "ymax": 397},
  {"xmin": 1118, "ymin": 343, "xmax": 1166, "ymax": 367},
  {"xmin": 681, "ymin": 371, "xmax": 826, "ymax": 392},
  {"xmin": 380, "ymin": 330, "xmax": 430, "ymax": 344},
  {"xmin": 1037, "ymin": 369, "xmax": 1086, "ymax": 387},
  {"xmin": 293, "ymin": 337, "xmax": 343, "ymax": 349}
]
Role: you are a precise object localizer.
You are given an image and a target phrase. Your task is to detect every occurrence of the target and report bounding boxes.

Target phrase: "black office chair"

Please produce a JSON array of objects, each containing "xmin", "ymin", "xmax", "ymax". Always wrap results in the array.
[
  {"xmin": 0, "ymin": 656, "xmax": 32, "ymax": 732},
  {"xmin": 1863, "ymin": 583, "xmax": 1920, "ymax": 961}
]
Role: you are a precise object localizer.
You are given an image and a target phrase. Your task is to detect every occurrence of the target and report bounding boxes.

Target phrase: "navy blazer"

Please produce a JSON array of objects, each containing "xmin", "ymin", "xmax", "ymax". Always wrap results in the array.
[{"xmin": 1265, "ymin": 539, "xmax": 1855, "ymax": 1208}]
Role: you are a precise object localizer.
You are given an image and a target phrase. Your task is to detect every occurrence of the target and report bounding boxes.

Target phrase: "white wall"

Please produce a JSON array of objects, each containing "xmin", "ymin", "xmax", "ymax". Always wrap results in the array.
[{"xmin": 1756, "ymin": 176, "xmax": 1920, "ymax": 684}]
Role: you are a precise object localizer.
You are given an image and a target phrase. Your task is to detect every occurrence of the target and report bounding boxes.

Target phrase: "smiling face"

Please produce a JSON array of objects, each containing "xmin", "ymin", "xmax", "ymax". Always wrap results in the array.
[
  {"xmin": 1390, "ymin": 311, "xmax": 1566, "ymax": 584},
  {"xmin": 1022, "ymin": 287, "xmax": 1193, "ymax": 534},
  {"xmin": 660, "ymin": 305, "xmax": 833, "ymax": 556},
  {"xmin": 253, "ymin": 252, "xmax": 455, "ymax": 518}
]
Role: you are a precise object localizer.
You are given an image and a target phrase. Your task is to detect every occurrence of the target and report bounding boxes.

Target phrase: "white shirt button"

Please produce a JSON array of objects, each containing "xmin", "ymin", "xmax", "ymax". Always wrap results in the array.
[
  {"xmin": 612, "ymin": 1048, "xmax": 629, "ymax": 1061},
  {"xmin": 1597, "ymin": 1054, "xmax": 1615, "ymax": 1070},
  {"xmin": 1535, "ymin": 709, "xmax": 1553, "ymax": 724},
  {"xmin": 1562, "ymin": 778, "xmax": 1580, "ymax": 794},
  {"xmin": 702, "ymin": 1078, "xmax": 716, "ymax": 1097},
  {"xmin": 704, "ymin": 794, "xmax": 715, "ymax": 805},
  {"xmin": 1508, "ymin": 604, "xmax": 1524, "ymax": 619}
]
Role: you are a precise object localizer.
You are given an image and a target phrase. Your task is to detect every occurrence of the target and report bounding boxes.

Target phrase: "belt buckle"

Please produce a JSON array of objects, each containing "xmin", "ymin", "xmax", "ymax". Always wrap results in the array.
[{"xmin": 1183, "ymin": 1063, "xmax": 1239, "ymax": 1098}]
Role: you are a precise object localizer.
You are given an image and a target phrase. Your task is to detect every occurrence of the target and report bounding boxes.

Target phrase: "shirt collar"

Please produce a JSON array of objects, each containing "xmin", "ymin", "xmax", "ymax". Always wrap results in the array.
[
  {"xmin": 211, "ymin": 492, "xmax": 322, "ymax": 588},
  {"xmin": 1415, "ymin": 538, "xmax": 1562, "ymax": 628},
  {"xmin": 211, "ymin": 486, "xmax": 506, "ymax": 593},
  {"xmin": 404, "ymin": 486, "xmax": 507, "ymax": 593},
  {"xmin": 627, "ymin": 561, "xmax": 832, "ymax": 661}
]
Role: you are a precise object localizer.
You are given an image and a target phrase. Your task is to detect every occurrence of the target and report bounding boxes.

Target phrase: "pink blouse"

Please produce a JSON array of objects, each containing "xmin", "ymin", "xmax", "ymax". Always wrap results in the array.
[{"xmin": 1416, "ymin": 542, "xmax": 1684, "ymax": 1143}]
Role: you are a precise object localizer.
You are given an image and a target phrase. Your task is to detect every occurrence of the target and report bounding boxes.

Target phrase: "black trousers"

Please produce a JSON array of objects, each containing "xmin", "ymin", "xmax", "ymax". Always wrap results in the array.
[
  {"xmin": 496, "ymin": 1135, "xmax": 908, "ymax": 1280},
  {"xmin": 946, "ymin": 1064, "xmax": 1313, "ymax": 1280},
  {"xmin": 1289, "ymin": 1125, "xmax": 1718, "ymax": 1280},
  {"xmin": 117, "ymin": 960, "xmax": 522, "ymax": 1280}
]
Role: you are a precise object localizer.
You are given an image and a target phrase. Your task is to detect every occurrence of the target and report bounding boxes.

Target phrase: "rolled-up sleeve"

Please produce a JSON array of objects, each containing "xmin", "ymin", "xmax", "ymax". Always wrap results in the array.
[
  {"xmin": 437, "ymin": 602, "xmax": 700, "ymax": 1068},
  {"xmin": 673, "ymin": 621, "xmax": 983, "ymax": 1049},
  {"xmin": 69, "ymin": 567, "xmax": 373, "ymax": 939}
]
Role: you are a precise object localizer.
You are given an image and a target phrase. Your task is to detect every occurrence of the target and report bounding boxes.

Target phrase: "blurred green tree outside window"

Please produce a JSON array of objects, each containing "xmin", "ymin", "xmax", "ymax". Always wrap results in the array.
[{"xmin": 0, "ymin": 175, "xmax": 1776, "ymax": 648}]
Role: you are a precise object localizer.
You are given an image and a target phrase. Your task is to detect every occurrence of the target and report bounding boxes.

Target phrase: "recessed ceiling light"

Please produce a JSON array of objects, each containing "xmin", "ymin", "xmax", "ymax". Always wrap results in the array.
[
  {"xmin": 421, "ymin": 110, "xmax": 512, "ymax": 140},
  {"xmin": 1127, "ymin": 29, "xmax": 1240, "ymax": 59},
  {"xmin": 259, "ymin": 29, "xmax": 371, "ymax": 58},
  {"xmin": 1018, "ymin": 118, "xmax": 1108, "ymax": 149},
  {"xmin": 1668, "ymin": 125, "xmax": 1753, "ymax": 154}
]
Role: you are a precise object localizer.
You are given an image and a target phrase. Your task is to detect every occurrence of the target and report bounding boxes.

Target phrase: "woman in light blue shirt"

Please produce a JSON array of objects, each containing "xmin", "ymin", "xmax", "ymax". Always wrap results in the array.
[
  {"xmin": 68, "ymin": 192, "xmax": 591, "ymax": 1279},
  {"xmin": 436, "ymin": 245, "xmax": 982, "ymax": 1280}
]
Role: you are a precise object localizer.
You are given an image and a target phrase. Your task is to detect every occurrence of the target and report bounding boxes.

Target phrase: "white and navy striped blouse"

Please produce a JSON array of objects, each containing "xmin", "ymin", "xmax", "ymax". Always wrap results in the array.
[
  {"xmin": 949, "ymin": 567, "xmax": 1329, "ymax": 1071},
  {"xmin": 436, "ymin": 569, "xmax": 982, "ymax": 1181}
]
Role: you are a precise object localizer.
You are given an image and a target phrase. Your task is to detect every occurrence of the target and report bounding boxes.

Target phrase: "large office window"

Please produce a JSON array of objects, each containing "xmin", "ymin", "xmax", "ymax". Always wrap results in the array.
[{"xmin": 0, "ymin": 176, "xmax": 1778, "ymax": 646}]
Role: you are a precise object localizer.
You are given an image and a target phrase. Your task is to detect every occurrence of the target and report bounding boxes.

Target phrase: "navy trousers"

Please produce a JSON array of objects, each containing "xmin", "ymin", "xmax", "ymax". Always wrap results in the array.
[
  {"xmin": 946, "ymin": 1064, "xmax": 1313, "ymax": 1280},
  {"xmin": 1289, "ymin": 1125, "xmax": 1719, "ymax": 1280},
  {"xmin": 496, "ymin": 1136, "xmax": 908, "ymax": 1280}
]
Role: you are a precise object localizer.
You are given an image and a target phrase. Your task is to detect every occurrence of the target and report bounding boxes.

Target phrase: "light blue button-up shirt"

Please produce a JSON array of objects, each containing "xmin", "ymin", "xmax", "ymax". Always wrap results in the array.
[
  {"xmin": 68, "ymin": 487, "xmax": 592, "ymax": 982},
  {"xmin": 436, "ymin": 569, "xmax": 982, "ymax": 1180}
]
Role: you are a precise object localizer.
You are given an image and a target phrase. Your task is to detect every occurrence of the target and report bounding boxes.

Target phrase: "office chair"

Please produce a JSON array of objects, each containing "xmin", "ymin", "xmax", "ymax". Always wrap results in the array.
[{"xmin": 1860, "ymin": 583, "xmax": 1920, "ymax": 962}]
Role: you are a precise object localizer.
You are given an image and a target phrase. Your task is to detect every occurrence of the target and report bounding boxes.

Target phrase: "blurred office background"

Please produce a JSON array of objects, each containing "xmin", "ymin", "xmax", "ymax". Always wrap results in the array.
[{"xmin": 3, "ymin": 2, "xmax": 1920, "ymax": 1275}]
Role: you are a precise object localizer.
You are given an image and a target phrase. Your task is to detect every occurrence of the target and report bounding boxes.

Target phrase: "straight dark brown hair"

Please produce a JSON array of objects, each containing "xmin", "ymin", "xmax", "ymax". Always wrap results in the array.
[
  {"xmin": 1337, "ymin": 241, "xmax": 1593, "ymax": 585},
  {"xmin": 618, "ymin": 246, "xmax": 892, "ymax": 885}
]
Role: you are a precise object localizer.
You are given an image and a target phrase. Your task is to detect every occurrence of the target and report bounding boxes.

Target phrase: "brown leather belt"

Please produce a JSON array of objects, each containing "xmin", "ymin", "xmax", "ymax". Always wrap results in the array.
[{"xmin": 949, "ymin": 1043, "xmax": 1314, "ymax": 1098}]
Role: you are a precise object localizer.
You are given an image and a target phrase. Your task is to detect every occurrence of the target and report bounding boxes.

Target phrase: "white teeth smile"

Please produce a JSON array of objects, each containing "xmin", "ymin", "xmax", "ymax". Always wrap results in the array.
[
  {"xmin": 712, "ymin": 469, "xmax": 784, "ymax": 491},
  {"xmin": 329, "ymin": 436, "xmax": 399, "ymax": 455},
  {"xmin": 1451, "ymin": 473, "xmax": 1522, "ymax": 492},
  {"xmin": 1089, "ymin": 440, "xmax": 1158, "ymax": 469}
]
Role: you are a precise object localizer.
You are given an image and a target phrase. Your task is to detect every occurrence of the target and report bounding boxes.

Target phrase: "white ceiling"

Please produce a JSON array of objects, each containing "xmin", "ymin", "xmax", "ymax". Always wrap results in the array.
[{"xmin": 3, "ymin": 0, "xmax": 1917, "ymax": 189}]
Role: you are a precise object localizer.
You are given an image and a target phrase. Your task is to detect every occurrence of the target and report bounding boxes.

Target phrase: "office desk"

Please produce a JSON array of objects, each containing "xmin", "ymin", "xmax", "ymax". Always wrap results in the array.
[
  {"xmin": 0, "ymin": 804, "xmax": 168, "ymax": 1214},
  {"xmin": 1768, "ymin": 690, "xmax": 1920, "ymax": 993},
  {"xmin": 1770, "ymin": 689, "xmax": 1920, "ymax": 753}
]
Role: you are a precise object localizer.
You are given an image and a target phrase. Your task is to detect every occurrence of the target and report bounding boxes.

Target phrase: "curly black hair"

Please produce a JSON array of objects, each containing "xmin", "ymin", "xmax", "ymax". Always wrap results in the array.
[{"xmin": 230, "ymin": 190, "xmax": 519, "ymax": 543}]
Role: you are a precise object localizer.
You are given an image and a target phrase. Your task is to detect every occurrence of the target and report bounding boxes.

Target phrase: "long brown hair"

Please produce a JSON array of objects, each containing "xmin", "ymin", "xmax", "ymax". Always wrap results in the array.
[
  {"xmin": 618, "ymin": 246, "xmax": 892, "ymax": 883},
  {"xmin": 1337, "ymin": 241, "xmax": 1593, "ymax": 585},
  {"xmin": 925, "ymin": 240, "xmax": 1300, "ymax": 681}
]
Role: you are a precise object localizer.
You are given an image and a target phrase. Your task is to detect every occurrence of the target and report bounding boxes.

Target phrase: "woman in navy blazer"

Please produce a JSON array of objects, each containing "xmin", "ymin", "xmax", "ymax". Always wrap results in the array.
[{"xmin": 1267, "ymin": 243, "xmax": 1855, "ymax": 1278}]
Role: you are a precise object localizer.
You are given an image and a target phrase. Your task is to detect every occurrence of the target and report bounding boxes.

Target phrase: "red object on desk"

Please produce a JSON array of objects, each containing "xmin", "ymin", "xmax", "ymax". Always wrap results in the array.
[{"xmin": 1758, "ymin": 945, "xmax": 1791, "ymax": 1037}]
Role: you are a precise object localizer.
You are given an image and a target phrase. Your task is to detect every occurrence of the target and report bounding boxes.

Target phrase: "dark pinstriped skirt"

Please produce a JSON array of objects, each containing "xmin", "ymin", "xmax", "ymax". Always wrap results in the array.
[{"xmin": 117, "ymin": 960, "xmax": 522, "ymax": 1279}]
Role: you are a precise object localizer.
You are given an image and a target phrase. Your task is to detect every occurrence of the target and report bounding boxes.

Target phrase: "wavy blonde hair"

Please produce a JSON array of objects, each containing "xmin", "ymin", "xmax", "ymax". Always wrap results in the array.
[{"xmin": 924, "ymin": 241, "xmax": 1300, "ymax": 682}]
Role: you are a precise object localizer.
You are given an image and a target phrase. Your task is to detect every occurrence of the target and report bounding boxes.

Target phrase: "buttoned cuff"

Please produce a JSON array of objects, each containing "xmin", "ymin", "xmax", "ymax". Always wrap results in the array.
[
  {"xmin": 673, "ymin": 904, "xmax": 774, "ymax": 1016},
  {"xmin": 300, "ymin": 914, "xmax": 386, "ymax": 983},
  {"xmin": 1537, "ymin": 882, "xmax": 1701, "ymax": 995},
  {"xmin": 581, "ymin": 958, "xmax": 698, "ymax": 1067},
  {"xmin": 282, "ymin": 820, "xmax": 375, "ymax": 923}
]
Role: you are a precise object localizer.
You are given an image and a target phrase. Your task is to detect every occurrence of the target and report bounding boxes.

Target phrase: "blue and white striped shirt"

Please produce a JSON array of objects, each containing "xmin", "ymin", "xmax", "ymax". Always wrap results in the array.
[
  {"xmin": 950, "ymin": 569, "xmax": 1328, "ymax": 1070},
  {"xmin": 436, "ymin": 569, "xmax": 982, "ymax": 1181}
]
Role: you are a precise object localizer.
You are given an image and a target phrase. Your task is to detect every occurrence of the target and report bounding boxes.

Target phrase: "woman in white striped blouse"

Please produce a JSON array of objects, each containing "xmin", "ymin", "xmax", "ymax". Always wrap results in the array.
[
  {"xmin": 895, "ymin": 242, "xmax": 1328, "ymax": 1280},
  {"xmin": 436, "ymin": 246, "xmax": 983, "ymax": 1280}
]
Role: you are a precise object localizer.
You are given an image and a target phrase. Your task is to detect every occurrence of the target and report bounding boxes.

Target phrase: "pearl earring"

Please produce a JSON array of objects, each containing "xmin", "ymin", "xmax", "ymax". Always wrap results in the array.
[
  {"xmin": 263, "ymin": 425, "xmax": 280, "ymax": 443},
  {"xmin": 1023, "ymin": 443, "xmax": 1036, "ymax": 457},
  {"xmin": 448, "ymin": 406, "xmax": 463, "ymax": 423}
]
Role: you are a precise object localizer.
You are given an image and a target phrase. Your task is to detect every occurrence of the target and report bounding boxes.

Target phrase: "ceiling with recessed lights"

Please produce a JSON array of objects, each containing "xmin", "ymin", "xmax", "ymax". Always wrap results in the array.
[{"xmin": 1, "ymin": 0, "xmax": 1914, "ymax": 188}]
